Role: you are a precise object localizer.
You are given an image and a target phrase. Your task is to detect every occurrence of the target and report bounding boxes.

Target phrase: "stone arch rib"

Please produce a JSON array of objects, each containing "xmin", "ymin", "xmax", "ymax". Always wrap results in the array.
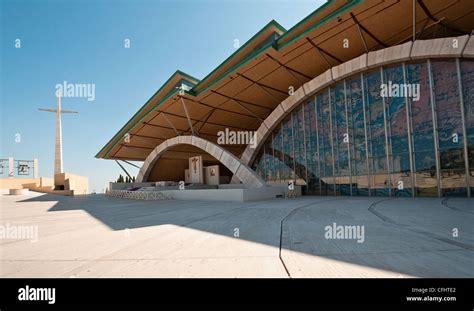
[
  {"xmin": 240, "ymin": 35, "xmax": 474, "ymax": 168},
  {"xmin": 136, "ymin": 135, "xmax": 266, "ymax": 188}
]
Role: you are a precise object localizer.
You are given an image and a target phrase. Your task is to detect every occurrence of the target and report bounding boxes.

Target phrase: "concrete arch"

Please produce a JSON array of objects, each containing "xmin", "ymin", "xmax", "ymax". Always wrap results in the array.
[
  {"xmin": 136, "ymin": 135, "xmax": 266, "ymax": 188},
  {"xmin": 239, "ymin": 35, "xmax": 474, "ymax": 167}
]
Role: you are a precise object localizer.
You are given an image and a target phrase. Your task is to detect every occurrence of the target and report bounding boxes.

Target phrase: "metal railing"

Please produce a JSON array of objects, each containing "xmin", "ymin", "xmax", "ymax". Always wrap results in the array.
[{"xmin": 106, "ymin": 189, "xmax": 172, "ymax": 201}]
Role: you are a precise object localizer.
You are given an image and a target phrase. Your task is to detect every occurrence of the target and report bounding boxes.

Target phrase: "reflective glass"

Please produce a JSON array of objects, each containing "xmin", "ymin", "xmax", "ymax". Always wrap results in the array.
[
  {"xmin": 432, "ymin": 60, "xmax": 466, "ymax": 196},
  {"xmin": 407, "ymin": 62, "xmax": 437, "ymax": 196},
  {"xmin": 347, "ymin": 76, "xmax": 368, "ymax": 195},
  {"xmin": 460, "ymin": 60, "xmax": 474, "ymax": 193},
  {"xmin": 292, "ymin": 106, "xmax": 306, "ymax": 185},
  {"xmin": 364, "ymin": 70, "xmax": 389, "ymax": 196},
  {"xmin": 251, "ymin": 59, "xmax": 470, "ymax": 197},
  {"xmin": 384, "ymin": 65, "xmax": 413, "ymax": 196}
]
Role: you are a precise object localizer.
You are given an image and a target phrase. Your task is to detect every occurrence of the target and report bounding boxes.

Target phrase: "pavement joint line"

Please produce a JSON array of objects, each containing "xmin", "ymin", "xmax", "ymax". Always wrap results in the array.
[
  {"xmin": 368, "ymin": 198, "xmax": 474, "ymax": 252},
  {"xmin": 441, "ymin": 197, "xmax": 474, "ymax": 215},
  {"xmin": 367, "ymin": 198, "xmax": 395, "ymax": 223},
  {"xmin": 4, "ymin": 194, "xmax": 473, "ymax": 277},
  {"xmin": 278, "ymin": 197, "xmax": 347, "ymax": 278}
]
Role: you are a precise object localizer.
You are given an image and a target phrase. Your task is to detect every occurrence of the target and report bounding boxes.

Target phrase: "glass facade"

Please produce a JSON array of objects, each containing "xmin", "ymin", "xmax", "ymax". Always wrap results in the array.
[{"xmin": 252, "ymin": 58, "xmax": 474, "ymax": 197}]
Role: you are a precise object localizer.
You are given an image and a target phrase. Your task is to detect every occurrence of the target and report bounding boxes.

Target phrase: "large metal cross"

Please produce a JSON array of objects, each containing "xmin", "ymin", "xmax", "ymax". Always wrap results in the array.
[{"xmin": 39, "ymin": 96, "xmax": 78, "ymax": 175}]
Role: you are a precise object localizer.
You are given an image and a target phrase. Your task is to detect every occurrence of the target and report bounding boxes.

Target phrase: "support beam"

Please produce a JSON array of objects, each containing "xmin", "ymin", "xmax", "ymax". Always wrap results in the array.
[
  {"xmin": 132, "ymin": 133, "xmax": 167, "ymax": 141},
  {"xmin": 121, "ymin": 145, "xmax": 153, "ymax": 150},
  {"xmin": 211, "ymin": 90, "xmax": 273, "ymax": 111},
  {"xmin": 306, "ymin": 37, "xmax": 333, "ymax": 69},
  {"xmin": 139, "ymin": 122, "xmax": 225, "ymax": 140},
  {"xmin": 350, "ymin": 13, "xmax": 387, "ymax": 48},
  {"xmin": 142, "ymin": 121, "xmax": 176, "ymax": 130},
  {"xmin": 113, "ymin": 156, "xmax": 145, "ymax": 161},
  {"xmin": 306, "ymin": 37, "xmax": 343, "ymax": 65},
  {"xmin": 417, "ymin": 0, "xmax": 467, "ymax": 35},
  {"xmin": 186, "ymin": 98, "xmax": 262, "ymax": 118},
  {"xmin": 115, "ymin": 160, "xmax": 132, "ymax": 179},
  {"xmin": 265, "ymin": 53, "xmax": 311, "ymax": 83},
  {"xmin": 121, "ymin": 144, "xmax": 214, "ymax": 156},
  {"xmin": 196, "ymin": 109, "xmax": 216, "ymax": 133},
  {"xmin": 179, "ymin": 96, "xmax": 195, "ymax": 136},
  {"xmin": 236, "ymin": 72, "xmax": 287, "ymax": 95},
  {"xmin": 122, "ymin": 159, "xmax": 141, "ymax": 169},
  {"xmin": 413, "ymin": 0, "xmax": 416, "ymax": 41},
  {"xmin": 160, "ymin": 112, "xmax": 181, "ymax": 136},
  {"xmin": 354, "ymin": 19, "xmax": 369, "ymax": 53},
  {"xmin": 235, "ymin": 73, "xmax": 284, "ymax": 104},
  {"xmin": 157, "ymin": 110, "xmax": 256, "ymax": 131},
  {"xmin": 144, "ymin": 117, "xmax": 251, "ymax": 133},
  {"xmin": 124, "ymin": 135, "xmax": 161, "ymax": 149},
  {"xmin": 182, "ymin": 108, "xmax": 215, "ymax": 137},
  {"xmin": 211, "ymin": 90, "xmax": 265, "ymax": 121},
  {"xmin": 394, "ymin": 17, "xmax": 446, "ymax": 46}
]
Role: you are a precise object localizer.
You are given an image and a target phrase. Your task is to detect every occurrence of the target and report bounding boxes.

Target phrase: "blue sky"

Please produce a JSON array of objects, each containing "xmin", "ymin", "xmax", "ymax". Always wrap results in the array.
[{"xmin": 1, "ymin": 0, "xmax": 323, "ymax": 192}]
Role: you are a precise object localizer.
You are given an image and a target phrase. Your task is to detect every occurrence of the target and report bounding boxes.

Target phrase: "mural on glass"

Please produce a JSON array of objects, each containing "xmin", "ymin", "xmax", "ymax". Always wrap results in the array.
[
  {"xmin": 432, "ymin": 60, "xmax": 466, "ymax": 196},
  {"xmin": 251, "ymin": 59, "xmax": 473, "ymax": 197},
  {"xmin": 384, "ymin": 65, "xmax": 412, "ymax": 197},
  {"xmin": 461, "ymin": 60, "xmax": 474, "ymax": 194}
]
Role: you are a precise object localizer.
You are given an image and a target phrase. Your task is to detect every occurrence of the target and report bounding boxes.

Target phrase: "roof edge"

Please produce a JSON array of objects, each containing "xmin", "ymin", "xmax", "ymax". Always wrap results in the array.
[
  {"xmin": 96, "ymin": 0, "xmax": 365, "ymax": 159},
  {"xmin": 95, "ymin": 70, "xmax": 199, "ymax": 158}
]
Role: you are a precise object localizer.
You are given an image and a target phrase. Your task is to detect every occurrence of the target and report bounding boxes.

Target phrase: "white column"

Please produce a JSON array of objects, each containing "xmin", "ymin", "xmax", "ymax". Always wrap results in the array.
[
  {"xmin": 427, "ymin": 59, "xmax": 442, "ymax": 198},
  {"xmin": 54, "ymin": 96, "xmax": 63, "ymax": 175},
  {"xmin": 8, "ymin": 157, "xmax": 14, "ymax": 177},
  {"xmin": 34, "ymin": 158, "xmax": 38, "ymax": 178}
]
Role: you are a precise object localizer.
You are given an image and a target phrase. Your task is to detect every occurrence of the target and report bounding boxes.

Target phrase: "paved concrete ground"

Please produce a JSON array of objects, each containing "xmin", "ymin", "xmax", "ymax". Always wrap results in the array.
[{"xmin": 0, "ymin": 192, "xmax": 473, "ymax": 278}]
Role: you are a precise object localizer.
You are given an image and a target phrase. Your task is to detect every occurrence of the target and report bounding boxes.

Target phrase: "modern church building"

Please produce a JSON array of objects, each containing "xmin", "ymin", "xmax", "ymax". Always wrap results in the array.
[{"xmin": 97, "ymin": 0, "xmax": 474, "ymax": 198}]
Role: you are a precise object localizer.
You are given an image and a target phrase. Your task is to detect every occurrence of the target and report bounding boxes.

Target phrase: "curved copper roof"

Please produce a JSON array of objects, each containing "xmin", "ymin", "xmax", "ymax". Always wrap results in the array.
[{"xmin": 96, "ymin": 0, "xmax": 473, "ymax": 161}]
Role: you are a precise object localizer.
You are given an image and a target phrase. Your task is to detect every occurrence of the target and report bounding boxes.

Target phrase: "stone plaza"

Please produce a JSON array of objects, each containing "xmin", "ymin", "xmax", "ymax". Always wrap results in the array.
[{"xmin": 1, "ymin": 192, "xmax": 472, "ymax": 278}]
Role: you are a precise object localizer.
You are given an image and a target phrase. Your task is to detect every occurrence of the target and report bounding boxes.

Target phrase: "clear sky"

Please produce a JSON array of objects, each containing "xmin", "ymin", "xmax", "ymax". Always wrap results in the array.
[{"xmin": 1, "ymin": 0, "xmax": 323, "ymax": 192}]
